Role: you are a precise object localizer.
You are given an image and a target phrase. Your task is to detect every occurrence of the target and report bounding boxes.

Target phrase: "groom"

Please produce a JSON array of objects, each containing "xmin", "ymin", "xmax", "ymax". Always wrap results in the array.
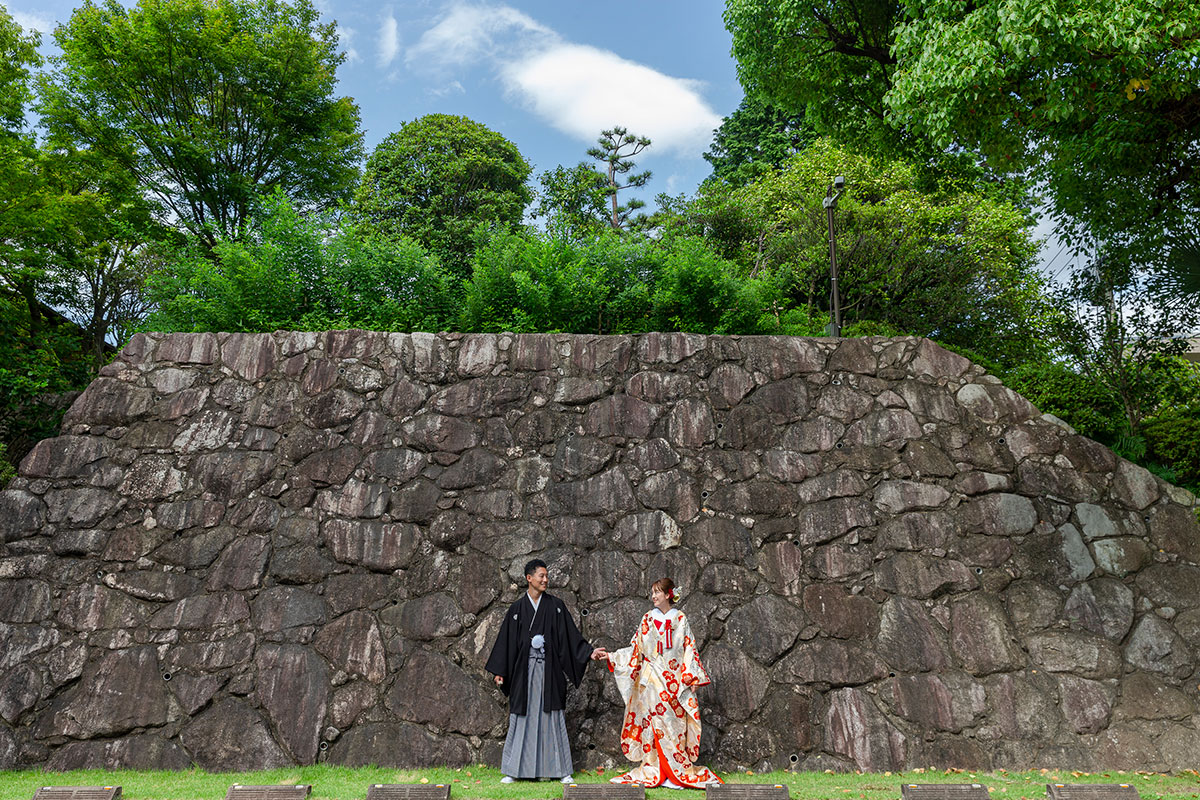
[{"xmin": 486, "ymin": 559, "xmax": 607, "ymax": 783}]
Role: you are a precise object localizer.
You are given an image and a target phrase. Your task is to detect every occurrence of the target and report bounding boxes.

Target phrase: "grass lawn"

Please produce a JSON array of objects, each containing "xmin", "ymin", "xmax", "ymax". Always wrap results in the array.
[{"xmin": 1, "ymin": 766, "xmax": 1199, "ymax": 800}]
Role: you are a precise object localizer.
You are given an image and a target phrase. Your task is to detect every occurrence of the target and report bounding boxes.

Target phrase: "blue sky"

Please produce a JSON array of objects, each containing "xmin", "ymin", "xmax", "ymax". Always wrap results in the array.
[{"xmin": 7, "ymin": 0, "xmax": 743, "ymax": 200}]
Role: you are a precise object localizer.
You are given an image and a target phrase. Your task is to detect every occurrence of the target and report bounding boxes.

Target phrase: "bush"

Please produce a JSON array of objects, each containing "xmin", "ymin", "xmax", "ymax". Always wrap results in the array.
[
  {"xmin": 1142, "ymin": 408, "xmax": 1200, "ymax": 489},
  {"xmin": 462, "ymin": 229, "xmax": 655, "ymax": 334},
  {"xmin": 143, "ymin": 191, "xmax": 459, "ymax": 334},
  {"xmin": 1004, "ymin": 360, "xmax": 1125, "ymax": 443}
]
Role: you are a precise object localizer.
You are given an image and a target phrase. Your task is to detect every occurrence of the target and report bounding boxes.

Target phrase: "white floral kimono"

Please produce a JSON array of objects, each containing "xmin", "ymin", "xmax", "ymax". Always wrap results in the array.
[{"xmin": 606, "ymin": 607, "xmax": 722, "ymax": 788}]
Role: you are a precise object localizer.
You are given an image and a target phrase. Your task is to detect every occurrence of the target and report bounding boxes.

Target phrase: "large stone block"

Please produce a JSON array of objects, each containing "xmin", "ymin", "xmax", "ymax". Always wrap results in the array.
[
  {"xmin": 326, "ymin": 721, "xmax": 473, "ymax": 767},
  {"xmin": 0, "ymin": 490, "xmax": 45, "ymax": 541},
  {"xmin": 950, "ymin": 594, "xmax": 1024, "ymax": 675},
  {"xmin": 0, "ymin": 579, "xmax": 51, "ymax": 623},
  {"xmin": 430, "ymin": 377, "xmax": 526, "ymax": 417},
  {"xmin": 45, "ymin": 734, "xmax": 191, "ymax": 770},
  {"xmin": 255, "ymin": 644, "xmax": 328, "ymax": 763},
  {"xmin": 1063, "ymin": 579, "xmax": 1133, "ymax": 641},
  {"xmin": 888, "ymin": 671, "xmax": 985, "ymax": 732},
  {"xmin": 205, "ymin": 535, "xmax": 270, "ymax": 591},
  {"xmin": 780, "ymin": 638, "xmax": 888, "ymax": 686},
  {"xmin": 385, "ymin": 649, "xmax": 504, "ymax": 735},
  {"xmin": 149, "ymin": 592, "xmax": 250, "ymax": 630},
  {"xmin": 796, "ymin": 497, "xmax": 877, "ymax": 546},
  {"xmin": 36, "ymin": 647, "xmax": 168, "ymax": 739},
  {"xmin": 163, "ymin": 632, "xmax": 256, "ymax": 672},
  {"xmin": 724, "ymin": 595, "xmax": 805, "ymax": 665},
  {"xmin": 613, "ymin": 510, "xmax": 682, "ymax": 552},
  {"xmin": 0, "ymin": 623, "xmax": 59, "ymax": 672},
  {"xmin": 1056, "ymin": 674, "xmax": 1112, "ymax": 734},
  {"xmin": 552, "ymin": 468, "xmax": 637, "ymax": 515},
  {"xmin": 387, "ymin": 592, "xmax": 463, "ymax": 641},
  {"xmin": 802, "ymin": 584, "xmax": 877, "ymax": 639},
  {"xmin": 63, "ymin": 378, "xmax": 154, "ymax": 426},
  {"xmin": 586, "ymin": 395, "xmax": 658, "ymax": 439},
  {"xmin": 1005, "ymin": 580, "xmax": 1063, "ymax": 633},
  {"xmin": 703, "ymin": 644, "xmax": 770, "ymax": 721},
  {"xmin": 44, "ymin": 487, "xmax": 119, "ymax": 527},
  {"xmin": 626, "ymin": 370, "xmax": 692, "ymax": 403},
  {"xmin": 314, "ymin": 611, "xmax": 387, "ymax": 683},
  {"xmin": 0, "ymin": 664, "xmax": 41, "ymax": 723},
  {"xmin": 1113, "ymin": 672, "xmax": 1193, "ymax": 721},
  {"xmin": 401, "ymin": 414, "xmax": 481, "ymax": 452},
  {"xmin": 1125, "ymin": 615, "xmax": 1193, "ymax": 677},
  {"xmin": 179, "ymin": 698, "xmax": 291, "ymax": 771},
  {"xmin": 1146, "ymin": 504, "xmax": 1200, "ymax": 561},
  {"xmin": 877, "ymin": 596, "xmax": 948, "ymax": 673},
  {"xmin": 844, "ymin": 409, "xmax": 923, "ymax": 448},
  {"xmin": 323, "ymin": 518, "xmax": 419, "ymax": 571},
  {"xmin": 1135, "ymin": 564, "xmax": 1200, "ymax": 609},
  {"xmin": 1026, "ymin": 631, "xmax": 1122, "ymax": 678},
  {"xmin": 874, "ymin": 480, "xmax": 951, "ymax": 513},
  {"xmin": 966, "ymin": 493, "xmax": 1038, "ymax": 536},
  {"xmin": 20, "ymin": 435, "xmax": 113, "ymax": 478},
  {"xmin": 825, "ymin": 687, "xmax": 908, "ymax": 771},
  {"xmin": 253, "ymin": 586, "xmax": 327, "ymax": 631},
  {"xmin": 57, "ymin": 584, "xmax": 152, "ymax": 631},
  {"xmin": 874, "ymin": 553, "xmax": 976, "ymax": 598}
]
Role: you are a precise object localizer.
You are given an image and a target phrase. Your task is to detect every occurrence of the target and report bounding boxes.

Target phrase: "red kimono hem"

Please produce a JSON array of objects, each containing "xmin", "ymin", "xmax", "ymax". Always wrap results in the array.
[{"xmin": 613, "ymin": 733, "xmax": 723, "ymax": 789}]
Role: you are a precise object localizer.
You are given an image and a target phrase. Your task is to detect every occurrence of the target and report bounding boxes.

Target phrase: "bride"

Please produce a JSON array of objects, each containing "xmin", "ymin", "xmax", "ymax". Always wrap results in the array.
[{"xmin": 597, "ymin": 578, "xmax": 722, "ymax": 788}]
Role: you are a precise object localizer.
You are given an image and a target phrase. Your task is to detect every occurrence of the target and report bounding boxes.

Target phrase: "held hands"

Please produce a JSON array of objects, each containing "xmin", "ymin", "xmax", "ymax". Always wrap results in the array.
[{"xmin": 590, "ymin": 647, "xmax": 609, "ymax": 661}]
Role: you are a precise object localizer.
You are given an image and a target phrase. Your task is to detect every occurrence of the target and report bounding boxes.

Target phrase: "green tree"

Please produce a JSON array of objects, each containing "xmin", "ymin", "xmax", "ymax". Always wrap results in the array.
[
  {"xmin": 725, "ymin": 0, "xmax": 901, "ymax": 149},
  {"xmin": 726, "ymin": 0, "xmax": 1200, "ymax": 258},
  {"xmin": 1048, "ymin": 254, "xmax": 1199, "ymax": 449},
  {"xmin": 886, "ymin": 0, "xmax": 1200, "ymax": 256},
  {"xmin": 704, "ymin": 96, "xmax": 814, "ymax": 187},
  {"xmin": 587, "ymin": 126, "xmax": 652, "ymax": 230},
  {"xmin": 0, "ymin": 5, "xmax": 38, "ymax": 133},
  {"xmin": 353, "ymin": 114, "xmax": 532, "ymax": 278},
  {"xmin": 531, "ymin": 162, "xmax": 610, "ymax": 238},
  {"xmin": 39, "ymin": 0, "xmax": 364, "ymax": 246},
  {"xmin": 0, "ymin": 9, "xmax": 50, "ymax": 336},
  {"xmin": 37, "ymin": 143, "xmax": 172, "ymax": 368},
  {"xmin": 670, "ymin": 138, "xmax": 1055, "ymax": 368}
]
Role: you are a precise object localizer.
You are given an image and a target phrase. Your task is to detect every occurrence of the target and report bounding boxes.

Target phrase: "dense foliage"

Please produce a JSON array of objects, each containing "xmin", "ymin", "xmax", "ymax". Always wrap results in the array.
[
  {"xmin": 673, "ymin": 139, "xmax": 1054, "ymax": 369},
  {"xmin": 704, "ymin": 96, "xmax": 814, "ymax": 187},
  {"xmin": 1, "ymin": 0, "xmax": 365, "ymax": 478},
  {"xmin": 143, "ymin": 192, "xmax": 458, "ymax": 334},
  {"xmin": 353, "ymin": 115, "xmax": 532, "ymax": 278},
  {"xmin": 725, "ymin": 0, "xmax": 1200, "ymax": 260}
]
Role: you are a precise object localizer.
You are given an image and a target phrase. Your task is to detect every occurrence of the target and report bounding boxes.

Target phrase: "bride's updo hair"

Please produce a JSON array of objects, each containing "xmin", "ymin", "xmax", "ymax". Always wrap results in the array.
[{"xmin": 651, "ymin": 578, "xmax": 676, "ymax": 605}]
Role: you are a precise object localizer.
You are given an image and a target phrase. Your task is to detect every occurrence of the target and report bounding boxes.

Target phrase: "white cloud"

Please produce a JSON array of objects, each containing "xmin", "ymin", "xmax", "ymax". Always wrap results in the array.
[
  {"xmin": 503, "ymin": 44, "xmax": 720, "ymax": 155},
  {"xmin": 406, "ymin": 4, "xmax": 552, "ymax": 70},
  {"xmin": 9, "ymin": 8, "xmax": 54, "ymax": 35},
  {"xmin": 407, "ymin": 4, "xmax": 719, "ymax": 156},
  {"xmin": 338, "ymin": 25, "xmax": 362, "ymax": 64},
  {"xmin": 431, "ymin": 80, "xmax": 466, "ymax": 97},
  {"xmin": 378, "ymin": 13, "xmax": 400, "ymax": 68}
]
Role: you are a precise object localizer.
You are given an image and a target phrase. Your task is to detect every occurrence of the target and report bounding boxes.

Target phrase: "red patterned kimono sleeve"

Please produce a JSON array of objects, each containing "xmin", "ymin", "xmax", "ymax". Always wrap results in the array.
[{"xmin": 678, "ymin": 614, "xmax": 710, "ymax": 687}]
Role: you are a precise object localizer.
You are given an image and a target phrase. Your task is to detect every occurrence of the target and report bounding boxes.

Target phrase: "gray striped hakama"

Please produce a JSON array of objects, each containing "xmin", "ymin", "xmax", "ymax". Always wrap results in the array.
[{"xmin": 500, "ymin": 647, "xmax": 573, "ymax": 779}]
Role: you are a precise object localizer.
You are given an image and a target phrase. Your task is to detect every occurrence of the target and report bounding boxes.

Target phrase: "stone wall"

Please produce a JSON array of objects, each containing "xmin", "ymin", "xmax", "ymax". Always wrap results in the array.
[{"xmin": 2, "ymin": 331, "xmax": 1200, "ymax": 773}]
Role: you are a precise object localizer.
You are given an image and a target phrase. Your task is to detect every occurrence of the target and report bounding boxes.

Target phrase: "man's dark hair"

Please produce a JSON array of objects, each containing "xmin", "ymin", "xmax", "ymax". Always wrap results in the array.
[{"xmin": 524, "ymin": 558, "xmax": 548, "ymax": 577}]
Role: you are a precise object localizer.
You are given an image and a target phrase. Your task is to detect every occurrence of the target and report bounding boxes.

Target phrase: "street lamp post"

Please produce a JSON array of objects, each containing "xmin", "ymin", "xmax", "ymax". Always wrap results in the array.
[{"xmin": 823, "ymin": 176, "xmax": 846, "ymax": 337}]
